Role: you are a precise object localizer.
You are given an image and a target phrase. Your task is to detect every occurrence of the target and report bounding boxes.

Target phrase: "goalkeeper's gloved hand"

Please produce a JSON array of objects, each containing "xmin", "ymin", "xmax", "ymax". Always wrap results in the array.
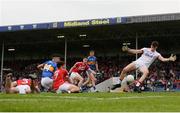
[
  {"xmin": 122, "ymin": 46, "xmax": 129, "ymax": 52},
  {"xmin": 169, "ymin": 54, "xmax": 177, "ymax": 61}
]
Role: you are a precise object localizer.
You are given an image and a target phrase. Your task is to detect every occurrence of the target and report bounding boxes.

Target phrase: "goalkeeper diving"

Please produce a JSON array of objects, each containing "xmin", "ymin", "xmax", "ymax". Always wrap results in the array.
[{"xmin": 114, "ymin": 41, "xmax": 176, "ymax": 93}]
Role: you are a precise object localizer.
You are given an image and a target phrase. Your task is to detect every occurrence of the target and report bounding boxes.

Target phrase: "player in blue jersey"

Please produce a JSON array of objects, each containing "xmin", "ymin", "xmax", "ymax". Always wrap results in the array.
[
  {"xmin": 85, "ymin": 50, "xmax": 99, "ymax": 91},
  {"xmin": 37, "ymin": 54, "xmax": 60, "ymax": 91},
  {"xmin": 87, "ymin": 50, "xmax": 99, "ymax": 72}
]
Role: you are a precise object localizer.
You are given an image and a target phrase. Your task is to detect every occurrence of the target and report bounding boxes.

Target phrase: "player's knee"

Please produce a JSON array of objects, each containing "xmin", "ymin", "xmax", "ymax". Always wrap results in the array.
[
  {"xmin": 26, "ymin": 90, "xmax": 31, "ymax": 94},
  {"xmin": 70, "ymin": 86, "xmax": 80, "ymax": 92},
  {"xmin": 143, "ymin": 70, "xmax": 149, "ymax": 76},
  {"xmin": 90, "ymin": 76, "xmax": 96, "ymax": 81},
  {"xmin": 146, "ymin": 70, "xmax": 149, "ymax": 74}
]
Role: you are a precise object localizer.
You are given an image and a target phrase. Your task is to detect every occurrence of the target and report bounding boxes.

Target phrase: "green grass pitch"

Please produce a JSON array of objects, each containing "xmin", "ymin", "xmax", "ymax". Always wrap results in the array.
[{"xmin": 0, "ymin": 92, "xmax": 180, "ymax": 112}]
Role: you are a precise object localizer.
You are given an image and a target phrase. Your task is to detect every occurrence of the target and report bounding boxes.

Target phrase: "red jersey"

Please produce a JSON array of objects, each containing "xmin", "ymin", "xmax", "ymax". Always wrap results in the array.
[
  {"xmin": 71, "ymin": 62, "xmax": 90, "ymax": 74},
  {"xmin": 17, "ymin": 79, "xmax": 31, "ymax": 86},
  {"xmin": 53, "ymin": 68, "xmax": 69, "ymax": 90}
]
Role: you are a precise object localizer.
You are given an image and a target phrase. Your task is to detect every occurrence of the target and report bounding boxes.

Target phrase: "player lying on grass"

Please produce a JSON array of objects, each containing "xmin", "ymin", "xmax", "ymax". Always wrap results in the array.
[
  {"xmin": 111, "ymin": 75, "xmax": 134, "ymax": 93},
  {"xmin": 117, "ymin": 41, "xmax": 176, "ymax": 92},
  {"xmin": 52, "ymin": 61, "xmax": 80, "ymax": 93},
  {"xmin": 69, "ymin": 58, "xmax": 96, "ymax": 90},
  {"xmin": 37, "ymin": 54, "xmax": 60, "ymax": 91},
  {"xmin": 5, "ymin": 73, "xmax": 40, "ymax": 94}
]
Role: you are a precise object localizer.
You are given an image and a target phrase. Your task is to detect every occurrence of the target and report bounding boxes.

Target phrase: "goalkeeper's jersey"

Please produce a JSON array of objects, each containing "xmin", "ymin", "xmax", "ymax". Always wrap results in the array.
[{"xmin": 135, "ymin": 48, "xmax": 160, "ymax": 68}]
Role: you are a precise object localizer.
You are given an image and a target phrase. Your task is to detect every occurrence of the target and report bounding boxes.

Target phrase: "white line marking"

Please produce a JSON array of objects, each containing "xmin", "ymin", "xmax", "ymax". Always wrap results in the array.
[{"xmin": 0, "ymin": 95, "xmax": 167, "ymax": 102}]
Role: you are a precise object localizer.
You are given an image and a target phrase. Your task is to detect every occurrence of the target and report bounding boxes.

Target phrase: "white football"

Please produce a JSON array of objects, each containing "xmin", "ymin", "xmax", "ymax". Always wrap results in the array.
[{"xmin": 126, "ymin": 75, "xmax": 134, "ymax": 82}]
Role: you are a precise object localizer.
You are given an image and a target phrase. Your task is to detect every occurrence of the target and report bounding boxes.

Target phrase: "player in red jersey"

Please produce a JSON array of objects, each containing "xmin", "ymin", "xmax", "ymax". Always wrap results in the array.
[
  {"xmin": 7, "ymin": 77, "xmax": 31, "ymax": 94},
  {"xmin": 53, "ymin": 61, "xmax": 80, "ymax": 93},
  {"xmin": 69, "ymin": 58, "xmax": 96, "ymax": 88},
  {"xmin": 5, "ymin": 73, "xmax": 40, "ymax": 94}
]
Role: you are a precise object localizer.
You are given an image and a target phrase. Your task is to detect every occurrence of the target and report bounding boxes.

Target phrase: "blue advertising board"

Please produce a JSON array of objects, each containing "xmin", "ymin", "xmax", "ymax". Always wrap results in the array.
[{"xmin": 0, "ymin": 17, "xmax": 122, "ymax": 32}]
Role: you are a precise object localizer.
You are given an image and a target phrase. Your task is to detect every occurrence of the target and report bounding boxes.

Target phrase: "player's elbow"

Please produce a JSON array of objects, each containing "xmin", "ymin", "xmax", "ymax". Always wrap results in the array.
[
  {"xmin": 37, "ymin": 64, "xmax": 42, "ymax": 69},
  {"xmin": 160, "ymin": 58, "xmax": 167, "ymax": 62},
  {"xmin": 37, "ymin": 65, "xmax": 40, "ymax": 69}
]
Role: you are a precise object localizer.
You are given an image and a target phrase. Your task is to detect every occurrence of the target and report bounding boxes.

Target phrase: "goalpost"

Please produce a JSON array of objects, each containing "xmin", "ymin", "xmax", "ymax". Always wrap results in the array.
[
  {"xmin": 135, "ymin": 33, "xmax": 138, "ymax": 79},
  {"xmin": 0, "ymin": 41, "xmax": 4, "ymax": 92}
]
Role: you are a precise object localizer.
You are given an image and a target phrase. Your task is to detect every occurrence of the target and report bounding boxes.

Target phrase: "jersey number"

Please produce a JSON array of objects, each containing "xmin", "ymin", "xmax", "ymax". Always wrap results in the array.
[{"xmin": 44, "ymin": 64, "xmax": 52, "ymax": 71}]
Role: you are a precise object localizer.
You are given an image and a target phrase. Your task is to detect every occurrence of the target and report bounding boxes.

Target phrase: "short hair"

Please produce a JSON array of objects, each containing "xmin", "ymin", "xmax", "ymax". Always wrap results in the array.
[
  {"xmin": 51, "ymin": 53, "xmax": 61, "ymax": 58},
  {"xmin": 83, "ymin": 57, "xmax": 88, "ymax": 61},
  {"xmin": 6, "ymin": 73, "xmax": 12, "ymax": 78},
  {"xmin": 57, "ymin": 61, "xmax": 65, "ymax": 68},
  {"xmin": 90, "ymin": 50, "xmax": 95, "ymax": 53},
  {"xmin": 151, "ymin": 41, "xmax": 159, "ymax": 48}
]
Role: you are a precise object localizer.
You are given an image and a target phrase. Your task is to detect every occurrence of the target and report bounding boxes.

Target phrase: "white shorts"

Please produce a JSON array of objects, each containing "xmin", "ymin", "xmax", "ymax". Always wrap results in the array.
[
  {"xmin": 70, "ymin": 72, "xmax": 80, "ymax": 79},
  {"xmin": 134, "ymin": 61, "xmax": 149, "ymax": 69},
  {"xmin": 56, "ymin": 82, "xmax": 71, "ymax": 93},
  {"xmin": 41, "ymin": 77, "xmax": 53, "ymax": 90},
  {"xmin": 16, "ymin": 85, "xmax": 31, "ymax": 94}
]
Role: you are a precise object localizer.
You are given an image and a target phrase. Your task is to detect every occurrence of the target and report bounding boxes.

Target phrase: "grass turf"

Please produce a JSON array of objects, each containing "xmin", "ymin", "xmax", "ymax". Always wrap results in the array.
[{"xmin": 0, "ymin": 92, "xmax": 180, "ymax": 112}]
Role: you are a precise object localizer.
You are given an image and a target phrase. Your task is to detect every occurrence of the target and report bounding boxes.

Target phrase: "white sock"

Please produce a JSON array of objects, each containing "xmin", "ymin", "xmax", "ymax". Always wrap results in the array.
[{"xmin": 136, "ymin": 82, "xmax": 141, "ymax": 87}]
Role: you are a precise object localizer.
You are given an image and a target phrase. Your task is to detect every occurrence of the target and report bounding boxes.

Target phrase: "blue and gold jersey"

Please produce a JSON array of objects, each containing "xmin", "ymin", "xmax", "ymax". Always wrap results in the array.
[
  {"xmin": 87, "ymin": 56, "xmax": 97, "ymax": 70},
  {"xmin": 42, "ymin": 60, "xmax": 57, "ymax": 78}
]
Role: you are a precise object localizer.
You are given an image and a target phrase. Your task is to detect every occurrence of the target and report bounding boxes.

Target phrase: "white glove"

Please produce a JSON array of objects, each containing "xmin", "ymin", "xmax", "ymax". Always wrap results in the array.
[
  {"xmin": 122, "ymin": 46, "xmax": 129, "ymax": 52},
  {"xmin": 169, "ymin": 54, "xmax": 176, "ymax": 61}
]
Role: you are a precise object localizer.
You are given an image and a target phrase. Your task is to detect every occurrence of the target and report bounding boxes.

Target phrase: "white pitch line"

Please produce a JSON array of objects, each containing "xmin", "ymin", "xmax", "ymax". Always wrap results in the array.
[
  {"xmin": 39, "ymin": 95, "xmax": 165, "ymax": 99},
  {"xmin": 108, "ymin": 96, "xmax": 164, "ymax": 100},
  {"xmin": 0, "ymin": 95, "xmax": 166, "ymax": 102}
]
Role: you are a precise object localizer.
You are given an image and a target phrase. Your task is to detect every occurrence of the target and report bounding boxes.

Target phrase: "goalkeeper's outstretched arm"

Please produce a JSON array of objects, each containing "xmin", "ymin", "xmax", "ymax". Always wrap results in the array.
[
  {"xmin": 158, "ymin": 54, "xmax": 177, "ymax": 62},
  {"xmin": 122, "ymin": 46, "xmax": 143, "ymax": 54},
  {"xmin": 127, "ymin": 48, "xmax": 143, "ymax": 54}
]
